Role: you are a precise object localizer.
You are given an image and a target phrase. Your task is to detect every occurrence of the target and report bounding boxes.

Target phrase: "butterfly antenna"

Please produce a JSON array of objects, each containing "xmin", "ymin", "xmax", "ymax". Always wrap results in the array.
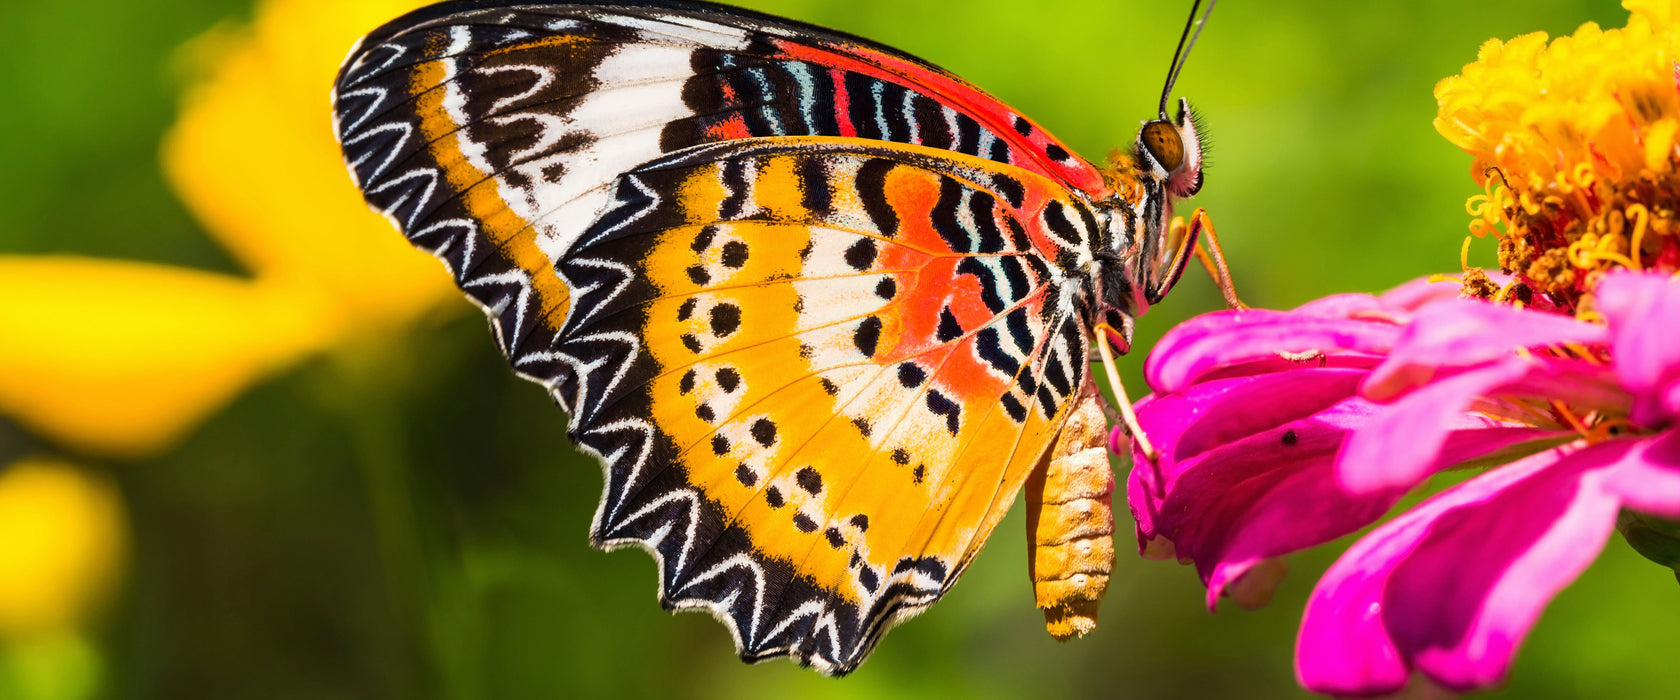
[{"xmin": 1158, "ymin": 0, "xmax": 1218, "ymax": 119}]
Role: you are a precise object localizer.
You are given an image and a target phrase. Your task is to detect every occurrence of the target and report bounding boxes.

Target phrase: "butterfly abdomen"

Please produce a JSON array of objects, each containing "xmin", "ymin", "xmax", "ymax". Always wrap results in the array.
[{"xmin": 1023, "ymin": 378, "xmax": 1115, "ymax": 640}]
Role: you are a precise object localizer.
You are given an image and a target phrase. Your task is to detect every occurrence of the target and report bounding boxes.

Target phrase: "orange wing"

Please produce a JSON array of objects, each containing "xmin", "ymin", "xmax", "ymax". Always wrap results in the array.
[{"xmin": 556, "ymin": 137, "xmax": 1098, "ymax": 673}]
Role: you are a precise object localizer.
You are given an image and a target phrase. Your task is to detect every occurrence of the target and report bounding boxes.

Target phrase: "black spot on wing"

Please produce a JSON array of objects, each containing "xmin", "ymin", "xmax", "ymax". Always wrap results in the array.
[
  {"xmin": 717, "ymin": 367, "xmax": 741, "ymax": 393},
  {"xmin": 856, "ymin": 158, "xmax": 899, "ymax": 237},
  {"xmin": 925, "ymin": 390, "xmax": 961, "ymax": 435},
  {"xmin": 975, "ymin": 327, "xmax": 1021, "ymax": 377},
  {"xmin": 796, "ymin": 466, "xmax": 823, "ymax": 494},
  {"xmin": 721, "ymin": 240, "xmax": 749, "ymax": 268},
  {"xmin": 1043, "ymin": 200, "xmax": 1083, "ymax": 247},
  {"xmin": 798, "ymin": 155, "xmax": 833, "ymax": 216},
  {"xmin": 751, "ymin": 418, "xmax": 778, "ymax": 447},
  {"xmin": 692, "ymin": 225, "xmax": 717, "ymax": 253},
  {"xmin": 993, "ymin": 175, "xmax": 1025, "ymax": 209},
  {"xmin": 936, "ymin": 307, "xmax": 962, "ymax": 343},
  {"xmin": 844, "ymin": 238, "xmax": 878, "ymax": 271},
  {"xmin": 735, "ymin": 463, "xmax": 758, "ymax": 486},
  {"xmin": 999, "ymin": 392, "xmax": 1028, "ymax": 422},
  {"xmin": 1005, "ymin": 308, "xmax": 1035, "ymax": 354},
  {"xmin": 854, "ymin": 316, "xmax": 883, "ymax": 356},
  {"xmin": 710, "ymin": 303, "xmax": 742, "ymax": 337},
  {"xmin": 930, "ymin": 177, "xmax": 970, "ymax": 253},
  {"xmin": 896, "ymin": 363, "xmax": 927, "ymax": 388},
  {"xmin": 858, "ymin": 566, "xmax": 880, "ymax": 593},
  {"xmin": 969, "ymin": 191, "xmax": 1005, "ymax": 254},
  {"xmin": 718, "ymin": 158, "xmax": 751, "ymax": 219}
]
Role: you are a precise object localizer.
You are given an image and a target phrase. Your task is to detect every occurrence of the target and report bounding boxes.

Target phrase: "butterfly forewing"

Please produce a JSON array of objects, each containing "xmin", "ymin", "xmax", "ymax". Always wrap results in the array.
[
  {"xmin": 333, "ymin": 2, "xmax": 1108, "ymax": 385},
  {"xmin": 332, "ymin": 0, "xmax": 1110, "ymax": 674}
]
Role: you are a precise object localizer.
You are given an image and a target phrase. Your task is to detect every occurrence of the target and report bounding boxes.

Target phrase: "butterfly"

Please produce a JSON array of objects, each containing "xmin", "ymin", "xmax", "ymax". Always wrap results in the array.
[{"xmin": 332, "ymin": 0, "xmax": 1225, "ymax": 675}]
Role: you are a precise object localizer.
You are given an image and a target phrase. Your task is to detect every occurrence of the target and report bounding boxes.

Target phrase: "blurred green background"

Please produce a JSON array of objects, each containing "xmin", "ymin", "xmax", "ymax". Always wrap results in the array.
[{"xmin": 2, "ymin": 0, "xmax": 1676, "ymax": 698}]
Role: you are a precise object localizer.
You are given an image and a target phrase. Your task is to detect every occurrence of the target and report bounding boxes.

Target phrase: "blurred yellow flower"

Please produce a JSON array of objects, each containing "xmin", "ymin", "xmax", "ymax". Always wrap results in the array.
[
  {"xmin": 0, "ymin": 460, "xmax": 125, "ymax": 637},
  {"xmin": 1437, "ymin": 0, "xmax": 1680, "ymax": 312},
  {"xmin": 0, "ymin": 0, "xmax": 452, "ymax": 457}
]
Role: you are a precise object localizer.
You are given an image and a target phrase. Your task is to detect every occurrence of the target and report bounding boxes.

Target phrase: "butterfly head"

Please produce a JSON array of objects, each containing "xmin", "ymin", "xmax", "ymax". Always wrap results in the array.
[
  {"xmin": 1087, "ymin": 96, "xmax": 1210, "ymax": 347},
  {"xmin": 1137, "ymin": 97, "xmax": 1205, "ymax": 200}
]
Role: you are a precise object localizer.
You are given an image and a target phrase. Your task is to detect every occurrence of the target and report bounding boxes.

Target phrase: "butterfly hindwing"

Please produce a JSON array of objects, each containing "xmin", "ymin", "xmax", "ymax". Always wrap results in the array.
[{"xmin": 559, "ymin": 136, "xmax": 1094, "ymax": 672}]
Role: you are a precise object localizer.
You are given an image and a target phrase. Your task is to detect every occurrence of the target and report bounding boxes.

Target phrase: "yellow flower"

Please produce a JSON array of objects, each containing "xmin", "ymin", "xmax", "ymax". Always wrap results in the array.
[
  {"xmin": 1436, "ymin": 0, "xmax": 1680, "ymax": 314},
  {"xmin": 0, "ymin": 460, "xmax": 125, "ymax": 637},
  {"xmin": 0, "ymin": 0, "xmax": 452, "ymax": 457}
]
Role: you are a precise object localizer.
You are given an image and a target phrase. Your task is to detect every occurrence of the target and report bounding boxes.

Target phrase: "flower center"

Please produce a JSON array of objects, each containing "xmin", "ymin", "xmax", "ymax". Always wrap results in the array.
[
  {"xmin": 1463, "ymin": 165, "xmax": 1680, "ymax": 317},
  {"xmin": 1436, "ymin": 3, "xmax": 1680, "ymax": 319}
]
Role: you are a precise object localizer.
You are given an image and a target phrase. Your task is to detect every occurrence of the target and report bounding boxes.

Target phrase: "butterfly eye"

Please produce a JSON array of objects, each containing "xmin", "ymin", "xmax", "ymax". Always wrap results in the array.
[{"xmin": 1139, "ymin": 120, "xmax": 1185, "ymax": 173}]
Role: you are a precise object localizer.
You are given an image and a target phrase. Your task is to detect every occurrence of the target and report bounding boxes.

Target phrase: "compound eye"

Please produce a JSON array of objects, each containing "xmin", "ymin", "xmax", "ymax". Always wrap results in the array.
[{"xmin": 1140, "ymin": 121, "xmax": 1185, "ymax": 173}]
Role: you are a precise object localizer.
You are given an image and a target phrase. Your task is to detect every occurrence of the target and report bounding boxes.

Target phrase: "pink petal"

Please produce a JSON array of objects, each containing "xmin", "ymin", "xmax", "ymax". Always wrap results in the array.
[
  {"xmin": 1341, "ymin": 357, "xmax": 1622, "ymax": 494},
  {"xmin": 1365, "ymin": 299, "xmax": 1609, "ymax": 400},
  {"xmin": 1293, "ymin": 292, "xmax": 1390, "ymax": 319},
  {"xmin": 1127, "ymin": 367, "xmax": 1556, "ymax": 611},
  {"xmin": 1299, "ymin": 441, "xmax": 1639, "ymax": 696},
  {"xmin": 1602, "ymin": 429, "xmax": 1680, "ymax": 519},
  {"xmin": 1596, "ymin": 271, "xmax": 1680, "ymax": 426},
  {"xmin": 1199, "ymin": 423, "xmax": 1552, "ymax": 609},
  {"xmin": 1128, "ymin": 368, "xmax": 1368, "ymax": 543},
  {"xmin": 1146, "ymin": 311, "xmax": 1404, "ymax": 393}
]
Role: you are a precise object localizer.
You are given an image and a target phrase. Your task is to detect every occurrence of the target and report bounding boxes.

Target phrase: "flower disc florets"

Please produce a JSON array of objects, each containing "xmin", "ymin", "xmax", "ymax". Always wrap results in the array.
[{"xmin": 1437, "ymin": 0, "xmax": 1680, "ymax": 315}]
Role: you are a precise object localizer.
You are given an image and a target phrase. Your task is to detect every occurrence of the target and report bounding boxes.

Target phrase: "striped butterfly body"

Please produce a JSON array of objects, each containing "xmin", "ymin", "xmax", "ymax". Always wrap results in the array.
[{"xmin": 333, "ymin": 0, "xmax": 1212, "ymax": 675}]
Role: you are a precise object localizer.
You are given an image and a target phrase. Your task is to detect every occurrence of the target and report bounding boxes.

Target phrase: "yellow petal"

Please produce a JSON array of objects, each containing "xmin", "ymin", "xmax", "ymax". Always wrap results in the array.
[
  {"xmin": 0, "ymin": 257, "xmax": 329, "ymax": 456},
  {"xmin": 162, "ymin": 0, "xmax": 456, "ymax": 337},
  {"xmin": 0, "ymin": 459, "xmax": 125, "ymax": 637}
]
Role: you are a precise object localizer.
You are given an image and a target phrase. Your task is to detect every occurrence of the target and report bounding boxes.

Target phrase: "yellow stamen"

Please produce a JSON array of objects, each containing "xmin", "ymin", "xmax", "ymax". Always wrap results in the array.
[{"xmin": 1626, "ymin": 203, "xmax": 1649, "ymax": 270}]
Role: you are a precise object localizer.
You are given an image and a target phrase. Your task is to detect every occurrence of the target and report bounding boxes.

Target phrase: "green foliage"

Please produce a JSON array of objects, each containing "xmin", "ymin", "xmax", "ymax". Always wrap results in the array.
[{"xmin": 4, "ymin": 1, "xmax": 1676, "ymax": 698}]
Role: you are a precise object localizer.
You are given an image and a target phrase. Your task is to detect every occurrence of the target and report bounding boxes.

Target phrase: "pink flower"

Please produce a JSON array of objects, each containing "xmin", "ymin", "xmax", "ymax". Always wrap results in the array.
[{"xmin": 1123, "ymin": 271, "xmax": 1680, "ymax": 696}]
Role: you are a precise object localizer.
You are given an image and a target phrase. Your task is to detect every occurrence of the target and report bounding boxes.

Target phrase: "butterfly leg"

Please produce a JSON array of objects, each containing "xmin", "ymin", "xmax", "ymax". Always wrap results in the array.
[
  {"xmin": 1186, "ymin": 208, "xmax": 1247, "ymax": 310},
  {"xmin": 1024, "ymin": 376, "xmax": 1115, "ymax": 640},
  {"xmin": 1093, "ymin": 324, "xmax": 1156, "ymax": 462}
]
